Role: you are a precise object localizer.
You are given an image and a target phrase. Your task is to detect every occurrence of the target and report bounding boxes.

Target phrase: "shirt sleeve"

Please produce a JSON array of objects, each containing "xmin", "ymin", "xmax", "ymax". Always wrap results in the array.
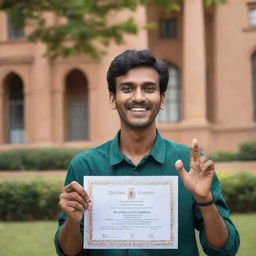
[
  {"xmin": 193, "ymin": 174, "xmax": 240, "ymax": 256},
  {"xmin": 53, "ymin": 157, "xmax": 88, "ymax": 256}
]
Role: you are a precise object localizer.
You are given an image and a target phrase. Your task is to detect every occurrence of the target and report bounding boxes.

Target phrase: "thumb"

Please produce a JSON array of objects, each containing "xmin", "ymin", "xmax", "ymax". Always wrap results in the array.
[{"xmin": 175, "ymin": 160, "xmax": 187, "ymax": 180}]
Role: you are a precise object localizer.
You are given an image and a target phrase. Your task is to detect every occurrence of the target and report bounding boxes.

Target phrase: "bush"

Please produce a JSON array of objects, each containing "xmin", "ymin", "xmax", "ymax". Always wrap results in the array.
[
  {"xmin": 0, "ymin": 148, "xmax": 84, "ymax": 170},
  {"xmin": 238, "ymin": 140, "xmax": 256, "ymax": 161},
  {"xmin": 208, "ymin": 151, "xmax": 239, "ymax": 162},
  {"xmin": 209, "ymin": 140, "xmax": 256, "ymax": 162},
  {"xmin": 221, "ymin": 172, "xmax": 256, "ymax": 212},
  {"xmin": 0, "ymin": 179, "xmax": 63, "ymax": 220}
]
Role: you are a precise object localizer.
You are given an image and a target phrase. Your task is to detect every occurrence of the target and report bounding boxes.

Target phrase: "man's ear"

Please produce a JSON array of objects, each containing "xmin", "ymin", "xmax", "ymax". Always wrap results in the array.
[
  {"xmin": 160, "ymin": 93, "xmax": 165, "ymax": 110},
  {"xmin": 109, "ymin": 92, "xmax": 116, "ymax": 110}
]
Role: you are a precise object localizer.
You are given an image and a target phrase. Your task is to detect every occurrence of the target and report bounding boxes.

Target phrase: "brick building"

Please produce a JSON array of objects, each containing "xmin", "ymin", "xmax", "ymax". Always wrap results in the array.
[{"xmin": 0, "ymin": 0, "xmax": 256, "ymax": 153}]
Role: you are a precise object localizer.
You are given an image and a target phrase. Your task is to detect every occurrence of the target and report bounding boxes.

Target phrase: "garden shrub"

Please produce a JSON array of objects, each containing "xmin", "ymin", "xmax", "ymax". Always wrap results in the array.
[
  {"xmin": 0, "ymin": 179, "xmax": 63, "ymax": 220},
  {"xmin": 209, "ymin": 140, "xmax": 256, "ymax": 162},
  {"xmin": 0, "ymin": 172, "xmax": 255, "ymax": 220},
  {"xmin": 208, "ymin": 151, "xmax": 239, "ymax": 162},
  {"xmin": 238, "ymin": 140, "xmax": 256, "ymax": 161},
  {"xmin": 0, "ymin": 148, "xmax": 84, "ymax": 170},
  {"xmin": 221, "ymin": 172, "xmax": 256, "ymax": 212}
]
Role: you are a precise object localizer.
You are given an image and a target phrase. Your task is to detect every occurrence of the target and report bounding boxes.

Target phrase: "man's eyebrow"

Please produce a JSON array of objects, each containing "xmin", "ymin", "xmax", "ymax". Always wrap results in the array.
[
  {"xmin": 118, "ymin": 82, "xmax": 133, "ymax": 87},
  {"xmin": 143, "ymin": 81, "xmax": 157, "ymax": 86}
]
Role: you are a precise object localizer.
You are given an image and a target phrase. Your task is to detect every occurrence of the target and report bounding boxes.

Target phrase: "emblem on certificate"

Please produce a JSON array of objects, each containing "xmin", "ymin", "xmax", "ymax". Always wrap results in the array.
[{"xmin": 83, "ymin": 176, "xmax": 178, "ymax": 249}]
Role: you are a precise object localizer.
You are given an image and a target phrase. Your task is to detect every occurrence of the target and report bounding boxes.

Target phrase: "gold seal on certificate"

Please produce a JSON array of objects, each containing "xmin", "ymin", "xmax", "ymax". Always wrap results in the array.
[{"xmin": 83, "ymin": 176, "xmax": 178, "ymax": 249}]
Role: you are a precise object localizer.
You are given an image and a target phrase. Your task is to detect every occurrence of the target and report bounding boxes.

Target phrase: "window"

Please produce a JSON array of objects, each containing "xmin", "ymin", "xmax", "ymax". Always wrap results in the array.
[
  {"xmin": 7, "ymin": 15, "xmax": 24, "ymax": 39},
  {"xmin": 157, "ymin": 65, "xmax": 181, "ymax": 123},
  {"xmin": 252, "ymin": 52, "xmax": 256, "ymax": 121},
  {"xmin": 159, "ymin": 18, "xmax": 177, "ymax": 39},
  {"xmin": 6, "ymin": 75, "xmax": 25, "ymax": 143},
  {"xmin": 65, "ymin": 69, "xmax": 89, "ymax": 141},
  {"xmin": 250, "ymin": 8, "xmax": 256, "ymax": 26}
]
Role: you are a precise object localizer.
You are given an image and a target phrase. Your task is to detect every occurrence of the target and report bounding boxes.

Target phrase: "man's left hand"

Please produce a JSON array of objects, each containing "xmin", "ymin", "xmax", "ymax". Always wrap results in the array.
[{"xmin": 175, "ymin": 138, "xmax": 215, "ymax": 202}]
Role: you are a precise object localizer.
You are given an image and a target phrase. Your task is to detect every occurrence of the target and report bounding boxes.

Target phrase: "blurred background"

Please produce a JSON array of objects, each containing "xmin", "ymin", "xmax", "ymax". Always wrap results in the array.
[{"xmin": 0, "ymin": 0, "xmax": 256, "ymax": 255}]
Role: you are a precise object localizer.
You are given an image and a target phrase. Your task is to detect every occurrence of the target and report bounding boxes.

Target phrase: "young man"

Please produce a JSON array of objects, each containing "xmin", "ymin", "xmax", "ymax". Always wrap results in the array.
[{"xmin": 54, "ymin": 50, "xmax": 240, "ymax": 256}]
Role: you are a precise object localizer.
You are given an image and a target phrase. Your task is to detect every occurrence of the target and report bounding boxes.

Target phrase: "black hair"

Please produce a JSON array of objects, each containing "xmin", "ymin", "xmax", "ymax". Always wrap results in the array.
[{"xmin": 107, "ymin": 49, "xmax": 169, "ymax": 94}]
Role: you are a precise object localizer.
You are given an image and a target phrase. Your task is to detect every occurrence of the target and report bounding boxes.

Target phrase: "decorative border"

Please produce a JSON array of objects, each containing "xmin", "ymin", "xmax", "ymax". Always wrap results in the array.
[{"xmin": 84, "ymin": 177, "xmax": 178, "ymax": 249}]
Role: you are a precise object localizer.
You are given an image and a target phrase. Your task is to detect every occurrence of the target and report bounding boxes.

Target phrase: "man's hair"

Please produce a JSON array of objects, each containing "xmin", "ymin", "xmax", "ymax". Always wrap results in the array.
[{"xmin": 107, "ymin": 49, "xmax": 169, "ymax": 94}]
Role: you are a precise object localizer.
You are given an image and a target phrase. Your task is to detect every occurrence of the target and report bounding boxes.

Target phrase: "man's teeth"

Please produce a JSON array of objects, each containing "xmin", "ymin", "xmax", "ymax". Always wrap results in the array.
[{"xmin": 130, "ymin": 108, "xmax": 147, "ymax": 112}]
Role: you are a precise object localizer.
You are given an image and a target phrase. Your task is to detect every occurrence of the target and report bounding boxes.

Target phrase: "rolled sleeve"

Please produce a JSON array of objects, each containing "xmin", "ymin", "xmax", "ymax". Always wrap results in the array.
[
  {"xmin": 194, "ymin": 174, "xmax": 240, "ymax": 256},
  {"xmin": 200, "ymin": 219, "xmax": 240, "ymax": 256}
]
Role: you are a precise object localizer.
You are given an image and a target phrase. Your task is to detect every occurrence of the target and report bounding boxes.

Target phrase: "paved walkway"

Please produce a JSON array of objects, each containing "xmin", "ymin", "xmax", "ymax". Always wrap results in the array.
[{"xmin": 0, "ymin": 161, "xmax": 256, "ymax": 178}]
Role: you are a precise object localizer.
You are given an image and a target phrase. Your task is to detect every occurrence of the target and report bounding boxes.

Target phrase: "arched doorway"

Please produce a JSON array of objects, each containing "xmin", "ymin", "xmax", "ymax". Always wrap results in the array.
[
  {"xmin": 65, "ymin": 69, "xmax": 89, "ymax": 141},
  {"xmin": 4, "ymin": 73, "xmax": 25, "ymax": 143}
]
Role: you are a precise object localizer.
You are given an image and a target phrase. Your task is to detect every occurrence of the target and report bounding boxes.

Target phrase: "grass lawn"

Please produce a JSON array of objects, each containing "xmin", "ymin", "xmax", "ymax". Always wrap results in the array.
[{"xmin": 0, "ymin": 213, "xmax": 255, "ymax": 256}]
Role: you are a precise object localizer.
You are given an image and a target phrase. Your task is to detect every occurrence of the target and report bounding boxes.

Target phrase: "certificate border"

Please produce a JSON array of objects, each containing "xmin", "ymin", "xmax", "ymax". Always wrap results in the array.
[{"xmin": 84, "ymin": 176, "xmax": 178, "ymax": 249}]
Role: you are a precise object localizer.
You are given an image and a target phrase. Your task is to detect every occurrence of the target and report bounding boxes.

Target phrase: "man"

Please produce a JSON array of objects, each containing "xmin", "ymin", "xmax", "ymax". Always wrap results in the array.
[{"xmin": 54, "ymin": 49, "xmax": 240, "ymax": 256}]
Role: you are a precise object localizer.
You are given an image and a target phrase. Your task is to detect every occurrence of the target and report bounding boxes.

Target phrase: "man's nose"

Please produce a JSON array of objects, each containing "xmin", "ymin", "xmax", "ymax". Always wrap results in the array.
[{"xmin": 132, "ymin": 88, "xmax": 145, "ymax": 102}]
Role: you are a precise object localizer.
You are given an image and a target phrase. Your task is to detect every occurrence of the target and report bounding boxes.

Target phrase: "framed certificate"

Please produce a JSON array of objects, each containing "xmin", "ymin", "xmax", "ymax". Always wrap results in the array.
[{"xmin": 83, "ymin": 176, "xmax": 178, "ymax": 249}]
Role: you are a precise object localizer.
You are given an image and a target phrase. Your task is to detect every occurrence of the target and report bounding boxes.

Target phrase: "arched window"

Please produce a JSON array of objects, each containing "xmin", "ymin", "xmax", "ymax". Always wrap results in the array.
[
  {"xmin": 253, "ymin": 52, "xmax": 256, "ymax": 121},
  {"xmin": 65, "ymin": 69, "xmax": 89, "ymax": 141},
  {"xmin": 157, "ymin": 65, "xmax": 181, "ymax": 123},
  {"xmin": 5, "ymin": 74, "xmax": 25, "ymax": 143}
]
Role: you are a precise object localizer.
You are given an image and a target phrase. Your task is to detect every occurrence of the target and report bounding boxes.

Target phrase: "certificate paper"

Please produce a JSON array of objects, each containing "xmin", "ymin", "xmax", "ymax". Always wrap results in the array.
[{"xmin": 83, "ymin": 176, "xmax": 178, "ymax": 249}]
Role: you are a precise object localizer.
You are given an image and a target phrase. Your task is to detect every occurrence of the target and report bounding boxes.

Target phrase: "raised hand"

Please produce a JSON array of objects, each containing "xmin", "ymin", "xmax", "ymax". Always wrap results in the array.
[
  {"xmin": 175, "ymin": 138, "xmax": 215, "ymax": 202},
  {"xmin": 59, "ymin": 181, "xmax": 91, "ymax": 223}
]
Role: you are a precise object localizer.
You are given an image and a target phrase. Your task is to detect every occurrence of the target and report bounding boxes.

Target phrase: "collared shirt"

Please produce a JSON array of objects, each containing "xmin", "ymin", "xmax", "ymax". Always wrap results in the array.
[{"xmin": 54, "ymin": 130, "xmax": 240, "ymax": 256}]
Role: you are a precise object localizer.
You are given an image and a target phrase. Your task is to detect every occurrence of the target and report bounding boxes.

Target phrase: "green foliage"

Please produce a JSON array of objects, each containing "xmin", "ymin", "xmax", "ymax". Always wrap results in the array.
[
  {"xmin": 238, "ymin": 140, "xmax": 256, "ymax": 161},
  {"xmin": 0, "ymin": 0, "xmax": 225, "ymax": 59},
  {"xmin": 209, "ymin": 140, "xmax": 256, "ymax": 162},
  {"xmin": 0, "ymin": 179, "xmax": 63, "ymax": 220},
  {"xmin": 221, "ymin": 172, "xmax": 256, "ymax": 212},
  {"xmin": 208, "ymin": 151, "xmax": 239, "ymax": 162},
  {"xmin": 0, "ymin": 172, "xmax": 255, "ymax": 221},
  {"xmin": 0, "ymin": 148, "xmax": 83, "ymax": 170}
]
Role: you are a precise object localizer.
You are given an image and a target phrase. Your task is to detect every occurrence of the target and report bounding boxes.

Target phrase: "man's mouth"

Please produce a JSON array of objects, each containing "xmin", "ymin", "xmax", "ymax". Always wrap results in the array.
[{"xmin": 129, "ymin": 107, "xmax": 148, "ymax": 112}]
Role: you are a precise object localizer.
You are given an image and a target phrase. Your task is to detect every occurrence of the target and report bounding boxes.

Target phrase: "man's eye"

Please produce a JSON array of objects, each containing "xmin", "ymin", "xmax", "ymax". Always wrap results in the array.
[
  {"xmin": 122, "ymin": 87, "xmax": 132, "ymax": 93},
  {"xmin": 144, "ymin": 86, "xmax": 155, "ymax": 93}
]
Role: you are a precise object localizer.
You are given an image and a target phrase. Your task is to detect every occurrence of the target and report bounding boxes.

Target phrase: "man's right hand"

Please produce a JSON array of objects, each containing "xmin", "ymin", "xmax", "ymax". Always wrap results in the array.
[{"xmin": 59, "ymin": 181, "xmax": 91, "ymax": 223}]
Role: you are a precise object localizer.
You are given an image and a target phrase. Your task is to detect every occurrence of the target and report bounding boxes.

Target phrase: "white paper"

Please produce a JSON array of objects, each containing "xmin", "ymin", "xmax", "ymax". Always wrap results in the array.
[{"xmin": 83, "ymin": 176, "xmax": 178, "ymax": 249}]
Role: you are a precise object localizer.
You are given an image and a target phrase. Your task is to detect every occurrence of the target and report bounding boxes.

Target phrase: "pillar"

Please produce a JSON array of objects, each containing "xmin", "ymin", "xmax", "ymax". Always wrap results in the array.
[{"xmin": 182, "ymin": 0, "xmax": 208, "ymax": 124}]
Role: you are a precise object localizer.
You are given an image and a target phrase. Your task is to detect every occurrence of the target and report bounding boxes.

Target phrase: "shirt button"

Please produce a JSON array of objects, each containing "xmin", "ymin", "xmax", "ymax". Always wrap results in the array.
[{"xmin": 132, "ymin": 170, "xmax": 138, "ymax": 175}]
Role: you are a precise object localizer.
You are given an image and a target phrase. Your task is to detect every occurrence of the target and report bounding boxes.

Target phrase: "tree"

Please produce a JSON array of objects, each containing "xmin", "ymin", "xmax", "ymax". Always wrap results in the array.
[{"xmin": 0, "ymin": 0, "xmax": 225, "ymax": 59}]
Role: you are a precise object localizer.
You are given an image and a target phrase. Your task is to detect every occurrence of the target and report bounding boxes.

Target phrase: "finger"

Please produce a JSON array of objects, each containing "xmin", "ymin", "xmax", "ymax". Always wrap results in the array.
[
  {"xmin": 200, "ymin": 156, "xmax": 207, "ymax": 163},
  {"xmin": 202, "ymin": 160, "xmax": 214, "ymax": 173},
  {"xmin": 190, "ymin": 138, "xmax": 201, "ymax": 161},
  {"xmin": 64, "ymin": 181, "xmax": 90, "ymax": 202},
  {"xmin": 175, "ymin": 160, "xmax": 187, "ymax": 180},
  {"xmin": 60, "ymin": 191, "xmax": 88, "ymax": 209},
  {"xmin": 65, "ymin": 200, "xmax": 85, "ymax": 213}
]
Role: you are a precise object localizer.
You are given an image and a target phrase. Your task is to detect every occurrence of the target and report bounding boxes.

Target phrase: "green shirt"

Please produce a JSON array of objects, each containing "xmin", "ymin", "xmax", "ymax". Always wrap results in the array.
[{"xmin": 54, "ymin": 131, "xmax": 240, "ymax": 256}]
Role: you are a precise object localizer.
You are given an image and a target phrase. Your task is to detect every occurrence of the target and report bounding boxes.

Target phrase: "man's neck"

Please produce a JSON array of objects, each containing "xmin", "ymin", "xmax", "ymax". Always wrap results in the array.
[{"xmin": 119, "ymin": 125, "xmax": 157, "ymax": 165}]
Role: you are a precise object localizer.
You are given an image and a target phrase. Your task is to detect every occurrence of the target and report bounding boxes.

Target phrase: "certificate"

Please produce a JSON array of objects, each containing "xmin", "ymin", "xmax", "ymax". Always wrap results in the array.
[{"xmin": 83, "ymin": 176, "xmax": 178, "ymax": 249}]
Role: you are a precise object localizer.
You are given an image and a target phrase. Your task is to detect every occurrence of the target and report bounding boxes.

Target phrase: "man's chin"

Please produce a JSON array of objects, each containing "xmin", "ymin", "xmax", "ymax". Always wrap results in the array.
[{"xmin": 123, "ymin": 120, "xmax": 156, "ymax": 130}]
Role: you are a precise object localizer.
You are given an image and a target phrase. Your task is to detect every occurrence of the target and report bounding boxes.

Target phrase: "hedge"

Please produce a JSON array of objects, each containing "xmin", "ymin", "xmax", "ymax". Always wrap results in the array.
[
  {"xmin": 0, "ymin": 172, "xmax": 255, "ymax": 220},
  {"xmin": 0, "ymin": 148, "xmax": 84, "ymax": 170},
  {"xmin": 0, "ymin": 179, "xmax": 63, "ymax": 220},
  {"xmin": 209, "ymin": 140, "xmax": 256, "ymax": 162},
  {"xmin": 221, "ymin": 172, "xmax": 256, "ymax": 212}
]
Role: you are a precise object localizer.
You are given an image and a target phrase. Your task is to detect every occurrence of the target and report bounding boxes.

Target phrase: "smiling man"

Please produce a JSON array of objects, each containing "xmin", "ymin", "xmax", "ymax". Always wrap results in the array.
[{"xmin": 54, "ymin": 49, "xmax": 240, "ymax": 256}]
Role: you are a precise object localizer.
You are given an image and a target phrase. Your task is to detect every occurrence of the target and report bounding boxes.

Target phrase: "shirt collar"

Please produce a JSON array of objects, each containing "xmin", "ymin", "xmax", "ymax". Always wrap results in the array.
[
  {"xmin": 150, "ymin": 129, "xmax": 166, "ymax": 164},
  {"xmin": 110, "ymin": 130, "xmax": 124, "ymax": 166},
  {"xmin": 110, "ymin": 129, "xmax": 166, "ymax": 166}
]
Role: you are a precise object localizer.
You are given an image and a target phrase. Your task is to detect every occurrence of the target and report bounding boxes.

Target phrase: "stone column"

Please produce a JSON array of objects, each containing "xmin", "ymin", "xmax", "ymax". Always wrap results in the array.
[
  {"xmin": 182, "ymin": 0, "xmax": 207, "ymax": 124},
  {"xmin": 0, "ymin": 87, "xmax": 4, "ymax": 143},
  {"xmin": 24, "ymin": 89, "xmax": 32, "ymax": 143},
  {"xmin": 52, "ymin": 88, "xmax": 65, "ymax": 143}
]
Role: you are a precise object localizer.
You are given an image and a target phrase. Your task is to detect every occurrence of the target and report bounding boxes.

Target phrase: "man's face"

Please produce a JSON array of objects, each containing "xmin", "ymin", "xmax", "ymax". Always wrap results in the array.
[{"xmin": 110, "ymin": 66, "xmax": 165, "ymax": 129}]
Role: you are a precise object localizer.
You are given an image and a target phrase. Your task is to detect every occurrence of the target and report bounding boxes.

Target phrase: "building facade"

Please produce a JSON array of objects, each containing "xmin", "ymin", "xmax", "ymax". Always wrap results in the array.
[{"xmin": 0, "ymin": 0, "xmax": 256, "ymax": 153}]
